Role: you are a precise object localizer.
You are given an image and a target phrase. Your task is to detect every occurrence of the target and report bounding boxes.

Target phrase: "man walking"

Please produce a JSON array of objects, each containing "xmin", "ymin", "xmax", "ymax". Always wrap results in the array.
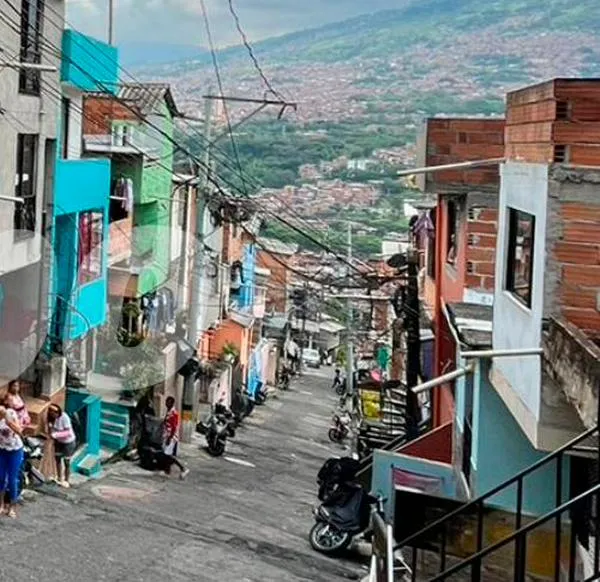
[{"xmin": 162, "ymin": 396, "xmax": 189, "ymax": 480}]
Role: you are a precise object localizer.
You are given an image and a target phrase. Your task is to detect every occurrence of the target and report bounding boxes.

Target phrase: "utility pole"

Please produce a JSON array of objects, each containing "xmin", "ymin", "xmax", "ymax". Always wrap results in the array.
[
  {"xmin": 345, "ymin": 222, "xmax": 355, "ymax": 395},
  {"xmin": 108, "ymin": 0, "xmax": 114, "ymax": 45},
  {"xmin": 181, "ymin": 91, "xmax": 212, "ymax": 443},
  {"xmin": 298, "ymin": 282, "xmax": 308, "ymax": 376},
  {"xmin": 404, "ymin": 249, "xmax": 422, "ymax": 441}
]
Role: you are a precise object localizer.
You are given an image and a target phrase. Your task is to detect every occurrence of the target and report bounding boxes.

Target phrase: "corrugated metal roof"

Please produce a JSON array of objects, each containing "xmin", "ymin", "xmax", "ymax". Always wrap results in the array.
[{"xmin": 118, "ymin": 83, "xmax": 180, "ymax": 118}]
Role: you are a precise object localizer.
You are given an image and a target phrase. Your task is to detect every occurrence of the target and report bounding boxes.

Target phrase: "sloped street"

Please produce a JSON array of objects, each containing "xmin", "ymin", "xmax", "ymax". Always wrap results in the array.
[{"xmin": 1, "ymin": 371, "xmax": 366, "ymax": 582}]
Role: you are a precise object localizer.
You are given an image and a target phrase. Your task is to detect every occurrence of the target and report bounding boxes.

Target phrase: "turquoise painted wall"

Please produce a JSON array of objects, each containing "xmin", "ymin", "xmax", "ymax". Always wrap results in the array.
[
  {"xmin": 372, "ymin": 450, "xmax": 457, "ymax": 522},
  {"xmin": 471, "ymin": 359, "xmax": 569, "ymax": 516},
  {"xmin": 61, "ymin": 30, "xmax": 119, "ymax": 93},
  {"xmin": 53, "ymin": 159, "xmax": 111, "ymax": 339}
]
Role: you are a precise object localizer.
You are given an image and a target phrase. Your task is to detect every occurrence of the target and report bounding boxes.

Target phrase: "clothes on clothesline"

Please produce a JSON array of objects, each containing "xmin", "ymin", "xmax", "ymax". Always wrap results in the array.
[
  {"xmin": 112, "ymin": 178, "xmax": 134, "ymax": 214},
  {"xmin": 140, "ymin": 287, "xmax": 176, "ymax": 334}
]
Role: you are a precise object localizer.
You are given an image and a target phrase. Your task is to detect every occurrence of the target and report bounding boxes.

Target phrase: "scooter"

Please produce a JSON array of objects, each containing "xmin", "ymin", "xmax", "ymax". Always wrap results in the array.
[
  {"xmin": 277, "ymin": 366, "xmax": 291, "ymax": 390},
  {"xmin": 309, "ymin": 484, "xmax": 384, "ymax": 554},
  {"xmin": 328, "ymin": 410, "xmax": 351, "ymax": 443},
  {"xmin": 198, "ymin": 404, "xmax": 234, "ymax": 457}
]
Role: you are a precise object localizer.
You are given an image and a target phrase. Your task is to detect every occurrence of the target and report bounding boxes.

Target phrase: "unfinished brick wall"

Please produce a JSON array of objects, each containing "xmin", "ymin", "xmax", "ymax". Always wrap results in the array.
[
  {"xmin": 506, "ymin": 79, "xmax": 600, "ymax": 165},
  {"xmin": 553, "ymin": 200, "xmax": 600, "ymax": 332},
  {"xmin": 466, "ymin": 207, "xmax": 498, "ymax": 292},
  {"xmin": 82, "ymin": 95, "xmax": 139, "ymax": 135},
  {"xmin": 421, "ymin": 118, "xmax": 505, "ymax": 192}
]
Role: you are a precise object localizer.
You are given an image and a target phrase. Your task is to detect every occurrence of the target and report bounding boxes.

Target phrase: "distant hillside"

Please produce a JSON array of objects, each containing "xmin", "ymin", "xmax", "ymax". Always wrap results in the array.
[
  {"xmin": 145, "ymin": 0, "xmax": 600, "ymax": 123},
  {"xmin": 120, "ymin": 42, "xmax": 207, "ymax": 68}
]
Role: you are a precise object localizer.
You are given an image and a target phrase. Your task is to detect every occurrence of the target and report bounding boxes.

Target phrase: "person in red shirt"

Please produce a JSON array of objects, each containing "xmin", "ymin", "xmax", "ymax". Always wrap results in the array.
[{"xmin": 162, "ymin": 396, "xmax": 189, "ymax": 479}]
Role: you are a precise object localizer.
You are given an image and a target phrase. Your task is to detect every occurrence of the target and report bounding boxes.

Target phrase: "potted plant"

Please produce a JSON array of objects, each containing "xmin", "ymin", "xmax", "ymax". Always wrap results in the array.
[{"xmin": 222, "ymin": 342, "xmax": 239, "ymax": 363}]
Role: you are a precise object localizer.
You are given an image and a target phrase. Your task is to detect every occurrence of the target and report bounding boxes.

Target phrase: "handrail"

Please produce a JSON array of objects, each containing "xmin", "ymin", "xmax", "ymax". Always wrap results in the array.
[
  {"xmin": 427, "ymin": 481, "xmax": 600, "ymax": 581},
  {"xmin": 356, "ymin": 419, "xmax": 430, "ymax": 478},
  {"xmin": 394, "ymin": 423, "xmax": 598, "ymax": 550}
]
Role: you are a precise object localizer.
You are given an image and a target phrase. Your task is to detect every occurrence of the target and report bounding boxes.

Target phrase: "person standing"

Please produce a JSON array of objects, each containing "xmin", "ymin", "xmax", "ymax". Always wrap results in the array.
[
  {"xmin": 46, "ymin": 404, "xmax": 76, "ymax": 488},
  {"xmin": 5, "ymin": 380, "xmax": 30, "ymax": 429},
  {"xmin": 162, "ymin": 396, "xmax": 189, "ymax": 480},
  {"xmin": 0, "ymin": 405, "xmax": 24, "ymax": 518}
]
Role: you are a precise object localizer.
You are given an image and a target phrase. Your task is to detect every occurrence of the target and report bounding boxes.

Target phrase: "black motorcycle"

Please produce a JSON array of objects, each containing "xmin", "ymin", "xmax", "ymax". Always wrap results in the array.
[
  {"xmin": 20, "ymin": 436, "xmax": 45, "ymax": 490},
  {"xmin": 197, "ymin": 404, "xmax": 235, "ymax": 457},
  {"xmin": 310, "ymin": 483, "xmax": 384, "ymax": 554},
  {"xmin": 277, "ymin": 366, "xmax": 291, "ymax": 390}
]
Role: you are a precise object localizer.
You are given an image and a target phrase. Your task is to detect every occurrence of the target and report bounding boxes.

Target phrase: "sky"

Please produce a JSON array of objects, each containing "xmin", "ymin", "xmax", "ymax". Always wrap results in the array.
[{"xmin": 66, "ymin": 0, "xmax": 403, "ymax": 48}]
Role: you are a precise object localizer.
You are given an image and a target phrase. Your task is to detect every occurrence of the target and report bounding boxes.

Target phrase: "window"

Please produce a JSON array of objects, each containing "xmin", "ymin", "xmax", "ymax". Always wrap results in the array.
[
  {"xmin": 78, "ymin": 211, "xmax": 104, "ymax": 284},
  {"xmin": 505, "ymin": 208, "xmax": 535, "ymax": 307},
  {"xmin": 446, "ymin": 200, "xmax": 458, "ymax": 265},
  {"xmin": 112, "ymin": 125, "xmax": 133, "ymax": 147},
  {"xmin": 14, "ymin": 134, "xmax": 38, "ymax": 238},
  {"xmin": 19, "ymin": 0, "xmax": 44, "ymax": 95},
  {"xmin": 61, "ymin": 98, "xmax": 70, "ymax": 159},
  {"xmin": 426, "ymin": 209, "xmax": 436, "ymax": 279}
]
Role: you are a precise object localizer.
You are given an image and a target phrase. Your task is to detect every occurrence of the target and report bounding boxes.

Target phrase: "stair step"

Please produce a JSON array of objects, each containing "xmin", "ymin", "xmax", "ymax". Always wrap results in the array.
[
  {"xmin": 100, "ymin": 428, "xmax": 128, "ymax": 451},
  {"xmin": 101, "ymin": 409, "xmax": 130, "ymax": 426},
  {"xmin": 100, "ymin": 418, "xmax": 128, "ymax": 434},
  {"xmin": 75, "ymin": 453, "xmax": 102, "ymax": 477}
]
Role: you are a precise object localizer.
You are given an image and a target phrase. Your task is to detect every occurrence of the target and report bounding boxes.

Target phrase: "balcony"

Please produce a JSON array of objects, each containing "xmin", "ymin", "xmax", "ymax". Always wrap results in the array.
[
  {"xmin": 61, "ymin": 30, "xmax": 119, "ymax": 94},
  {"xmin": 54, "ymin": 159, "xmax": 111, "ymax": 216},
  {"xmin": 83, "ymin": 131, "xmax": 142, "ymax": 156}
]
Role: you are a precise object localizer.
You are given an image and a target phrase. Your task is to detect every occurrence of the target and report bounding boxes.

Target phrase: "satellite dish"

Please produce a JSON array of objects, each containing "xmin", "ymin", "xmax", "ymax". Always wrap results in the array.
[{"xmin": 387, "ymin": 253, "xmax": 407, "ymax": 269}]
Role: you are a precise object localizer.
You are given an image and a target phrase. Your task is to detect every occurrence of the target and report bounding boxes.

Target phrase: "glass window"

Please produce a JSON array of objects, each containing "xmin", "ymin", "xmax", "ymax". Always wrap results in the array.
[
  {"xmin": 19, "ymin": 0, "xmax": 44, "ymax": 95},
  {"xmin": 78, "ymin": 211, "xmax": 104, "ymax": 284},
  {"xmin": 446, "ymin": 200, "xmax": 458, "ymax": 265},
  {"xmin": 14, "ymin": 134, "xmax": 38, "ymax": 238},
  {"xmin": 505, "ymin": 208, "xmax": 535, "ymax": 307}
]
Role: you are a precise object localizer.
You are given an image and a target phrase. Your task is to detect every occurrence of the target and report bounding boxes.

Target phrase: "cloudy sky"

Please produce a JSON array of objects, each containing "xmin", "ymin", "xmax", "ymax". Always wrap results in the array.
[{"xmin": 66, "ymin": 0, "xmax": 402, "ymax": 47}]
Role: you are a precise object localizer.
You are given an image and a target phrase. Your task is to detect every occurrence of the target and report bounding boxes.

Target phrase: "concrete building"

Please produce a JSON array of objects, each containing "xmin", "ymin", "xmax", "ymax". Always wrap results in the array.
[
  {"xmin": 371, "ymin": 80, "xmax": 600, "ymax": 581},
  {"xmin": 256, "ymin": 237, "xmax": 298, "ymax": 315},
  {"xmin": 0, "ymin": 0, "xmax": 64, "ymax": 387}
]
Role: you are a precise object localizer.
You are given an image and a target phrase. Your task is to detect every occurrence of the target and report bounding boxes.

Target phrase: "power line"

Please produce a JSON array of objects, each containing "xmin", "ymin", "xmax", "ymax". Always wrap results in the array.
[{"xmin": 226, "ymin": 0, "xmax": 286, "ymax": 101}]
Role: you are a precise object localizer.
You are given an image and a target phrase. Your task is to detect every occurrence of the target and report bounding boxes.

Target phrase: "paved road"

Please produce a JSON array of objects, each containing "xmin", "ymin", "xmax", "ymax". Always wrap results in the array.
[{"xmin": 3, "ymin": 369, "xmax": 367, "ymax": 582}]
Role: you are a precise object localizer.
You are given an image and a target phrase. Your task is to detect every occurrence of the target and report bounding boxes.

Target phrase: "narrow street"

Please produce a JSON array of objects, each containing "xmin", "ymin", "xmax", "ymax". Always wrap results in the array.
[{"xmin": 1, "ymin": 371, "xmax": 366, "ymax": 582}]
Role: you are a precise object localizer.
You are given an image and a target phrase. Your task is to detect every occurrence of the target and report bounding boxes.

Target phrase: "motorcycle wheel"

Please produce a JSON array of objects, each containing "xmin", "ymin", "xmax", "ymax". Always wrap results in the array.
[
  {"xmin": 328, "ymin": 428, "xmax": 342, "ymax": 443},
  {"xmin": 207, "ymin": 438, "xmax": 226, "ymax": 457},
  {"xmin": 309, "ymin": 521, "xmax": 352, "ymax": 554}
]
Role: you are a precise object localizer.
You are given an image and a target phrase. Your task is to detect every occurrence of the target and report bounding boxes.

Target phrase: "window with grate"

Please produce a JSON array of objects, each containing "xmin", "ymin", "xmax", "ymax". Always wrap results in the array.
[
  {"xmin": 505, "ymin": 208, "xmax": 535, "ymax": 307},
  {"xmin": 446, "ymin": 200, "xmax": 459, "ymax": 265},
  {"xmin": 14, "ymin": 134, "xmax": 38, "ymax": 238},
  {"xmin": 78, "ymin": 211, "xmax": 104, "ymax": 285},
  {"xmin": 19, "ymin": 0, "xmax": 45, "ymax": 96}
]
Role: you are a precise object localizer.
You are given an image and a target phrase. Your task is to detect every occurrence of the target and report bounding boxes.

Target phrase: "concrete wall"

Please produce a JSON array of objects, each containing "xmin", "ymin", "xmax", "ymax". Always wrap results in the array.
[
  {"xmin": 492, "ymin": 162, "xmax": 549, "ymax": 422},
  {"xmin": 471, "ymin": 360, "xmax": 567, "ymax": 516},
  {"xmin": 372, "ymin": 449, "xmax": 457, "ymax": 522},
  {"xmin": 61, "ymin": 30, "xmax": 119, "ymax": 94},
  {"xmin": 0, "ymin": 0, "xmax": 64, "ymax": 275}
]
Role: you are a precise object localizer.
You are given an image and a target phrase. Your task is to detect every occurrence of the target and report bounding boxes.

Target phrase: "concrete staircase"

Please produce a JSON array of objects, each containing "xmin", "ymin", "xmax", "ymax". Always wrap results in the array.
[{"xmin": 99, "ymin": 402, "xmax": 130, "ymax": 452}]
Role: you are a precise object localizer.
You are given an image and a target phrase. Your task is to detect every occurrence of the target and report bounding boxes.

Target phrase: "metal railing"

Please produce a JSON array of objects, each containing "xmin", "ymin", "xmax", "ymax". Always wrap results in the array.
[{"xmin": 394, "ymin": 423, "xmax": 599, "ymax": 582}]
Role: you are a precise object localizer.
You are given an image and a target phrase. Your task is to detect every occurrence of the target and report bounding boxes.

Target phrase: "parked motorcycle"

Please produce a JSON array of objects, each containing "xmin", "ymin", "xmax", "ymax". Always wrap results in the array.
[
  {"xmin": 197, "ymin": 404, "xmax": 235, "ymax": 457},
  {"xmin": 328, "ymin": 410, "xmax": 351, "ymax": 443},
  {"xmin": 277, "ymin": 366, "xmax": 291, "ymax": 390},
  {"xmin": 310, "ymin": 483, "xmax": 384, "ymax": 554},
  {"xmin": 20, "ymin": 436, "xmax": 45, "ymax": 490}
]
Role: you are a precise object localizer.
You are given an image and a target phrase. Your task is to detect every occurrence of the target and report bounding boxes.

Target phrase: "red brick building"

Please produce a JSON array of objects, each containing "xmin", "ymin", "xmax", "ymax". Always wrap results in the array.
[{"xmin": 414, "ymin": 117, "xmax": 505, "ymax": 427}]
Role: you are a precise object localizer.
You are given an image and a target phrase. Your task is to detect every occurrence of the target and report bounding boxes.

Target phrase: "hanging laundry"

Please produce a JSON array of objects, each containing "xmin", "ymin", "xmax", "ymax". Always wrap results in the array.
[{"xmin": 125, "ymin": 178, "xmax": 134, "ymax": 213}]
